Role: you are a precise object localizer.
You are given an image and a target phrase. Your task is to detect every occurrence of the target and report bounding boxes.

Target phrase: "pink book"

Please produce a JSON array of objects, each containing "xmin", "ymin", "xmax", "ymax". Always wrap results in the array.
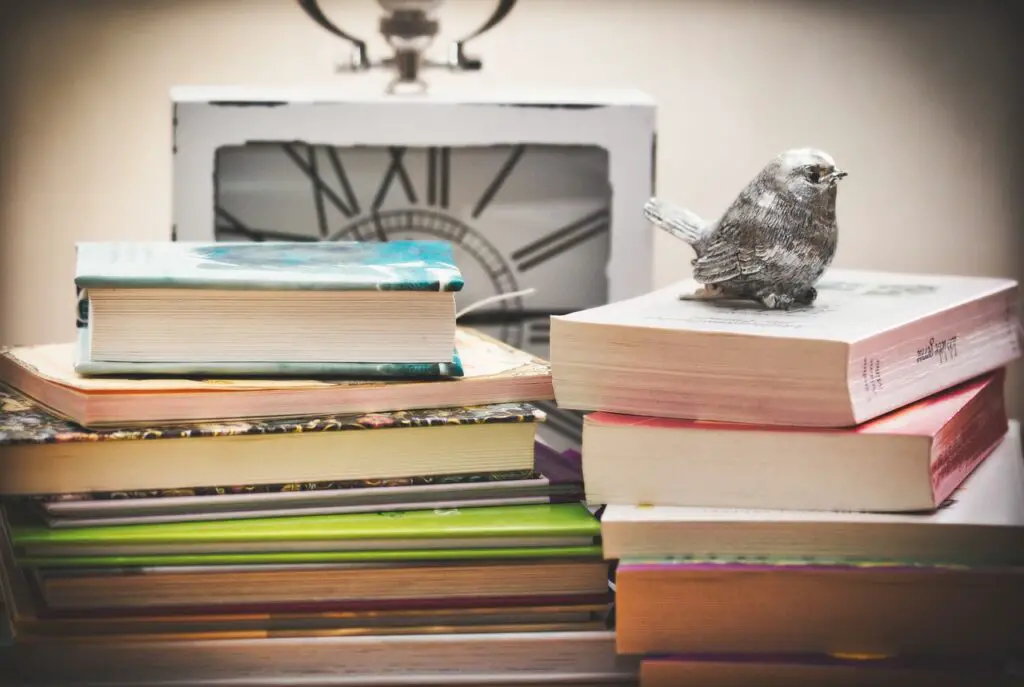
[{"xmin": 582, "ymin": 371, "xmax": 1009, "ymax": 512}]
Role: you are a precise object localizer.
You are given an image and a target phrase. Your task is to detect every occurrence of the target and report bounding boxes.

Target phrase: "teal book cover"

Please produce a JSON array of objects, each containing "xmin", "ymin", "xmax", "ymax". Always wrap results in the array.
[{"xmin": 74, "ymin": 241, "xmax": 465, "ymax": 292}]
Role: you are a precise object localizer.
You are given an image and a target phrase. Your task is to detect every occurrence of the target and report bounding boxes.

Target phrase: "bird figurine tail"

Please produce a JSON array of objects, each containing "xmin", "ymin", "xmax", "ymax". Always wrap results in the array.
[{"xmin": 643, "ymin": 197, "xmax": 707, "ymax": 246}]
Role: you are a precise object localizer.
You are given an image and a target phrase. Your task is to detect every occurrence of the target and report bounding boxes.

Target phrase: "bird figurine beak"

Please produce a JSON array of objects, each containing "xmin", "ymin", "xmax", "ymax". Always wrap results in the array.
[{"xmin": 828, "ymin": 169, "xmax": 848, "ymax": 182}]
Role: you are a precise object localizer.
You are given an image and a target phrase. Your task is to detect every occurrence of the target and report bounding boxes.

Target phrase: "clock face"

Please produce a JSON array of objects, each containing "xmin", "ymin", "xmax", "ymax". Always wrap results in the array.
[{"xmin": 212, "ymin": 142, "xmax": 611, "ymax": 449}]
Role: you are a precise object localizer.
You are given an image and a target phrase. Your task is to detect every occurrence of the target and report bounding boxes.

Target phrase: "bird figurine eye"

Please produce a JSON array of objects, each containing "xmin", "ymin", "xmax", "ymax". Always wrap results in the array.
[{"xmin": 806, "ymin": 167, "xmax": 823, "ymax": 183}]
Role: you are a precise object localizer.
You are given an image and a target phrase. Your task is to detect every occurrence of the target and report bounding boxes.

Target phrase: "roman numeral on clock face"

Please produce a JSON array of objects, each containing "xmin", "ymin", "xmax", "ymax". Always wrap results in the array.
[
  {"xmin": 370, "ymin": 145, "xmax": 529, "ymax": 218},
  {"xmin": 511, "ymin": 208, "xmax": 610, "ymax": 272},
  {"xmin": 471, "ymin": 145, "xmax": 525, "ymax": 218},
  {"xmin": 426, "ymin": 147, "xmax": 451, "ymax": 209},
  {"xmin": 371, "ymin": 146, "xmax": 456, "ymax": 211},
  {"xmin": 280, "ymin": 144, "xmax": 361, "ymax": 235}
]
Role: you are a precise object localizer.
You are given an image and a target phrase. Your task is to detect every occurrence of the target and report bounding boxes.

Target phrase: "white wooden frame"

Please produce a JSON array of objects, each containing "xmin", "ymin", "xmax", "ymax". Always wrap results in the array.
[{"xmin": 171, "ymin": 86, "xmax": 657, "ymax": 302}]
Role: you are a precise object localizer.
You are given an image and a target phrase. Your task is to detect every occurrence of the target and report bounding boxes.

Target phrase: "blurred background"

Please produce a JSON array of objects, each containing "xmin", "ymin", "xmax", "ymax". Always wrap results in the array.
[{"xmin": 0, "ymin": 0, "xmax": 1020, "ymax": 414}]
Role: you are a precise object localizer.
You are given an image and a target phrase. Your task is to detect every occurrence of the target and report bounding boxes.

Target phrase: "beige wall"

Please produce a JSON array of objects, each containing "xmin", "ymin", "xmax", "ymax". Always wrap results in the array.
[{"xmin": 1, "ymin": 0, "xmax": 1020, "ymax": 415}]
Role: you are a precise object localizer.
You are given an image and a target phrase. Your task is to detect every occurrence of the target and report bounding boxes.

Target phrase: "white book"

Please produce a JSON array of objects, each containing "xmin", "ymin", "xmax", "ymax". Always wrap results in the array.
[
  {"xmin": 600, "ymin": 421, "xmax": 1023, "ymax": 564},
  {"xmin": 550, "ymin": 268, "xmax": 1021, "ymax": 426}
]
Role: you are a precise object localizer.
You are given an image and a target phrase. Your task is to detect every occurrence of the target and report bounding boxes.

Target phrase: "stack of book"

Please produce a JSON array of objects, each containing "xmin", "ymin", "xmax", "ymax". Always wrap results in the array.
[
  {"xmin": 0, "ymin": 240, "xmax": 637, "ymax": 685},
  {"xmin": 550, "ymin": 269, "xmax": 1024, "ymax": 686}
]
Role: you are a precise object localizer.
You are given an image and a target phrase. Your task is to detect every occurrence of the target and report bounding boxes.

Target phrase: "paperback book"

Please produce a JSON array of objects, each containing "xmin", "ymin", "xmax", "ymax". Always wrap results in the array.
[
  {"xmin": 0, "ymin": 385, "xmax": 543, "ymax": 495},
  {"xmin": 551, "ymin": 268, "xmax": 1021, "ymax": 426},
  {"xmin": 0, "ymin": 327, "xmax": 552, "ymax": 428}
]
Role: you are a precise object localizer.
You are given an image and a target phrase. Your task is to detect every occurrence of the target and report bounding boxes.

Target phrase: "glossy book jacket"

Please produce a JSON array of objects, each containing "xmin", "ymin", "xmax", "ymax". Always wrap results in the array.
[{"xmin": 74, "ymin": 240, "xmax": 465, "ymax": 292}]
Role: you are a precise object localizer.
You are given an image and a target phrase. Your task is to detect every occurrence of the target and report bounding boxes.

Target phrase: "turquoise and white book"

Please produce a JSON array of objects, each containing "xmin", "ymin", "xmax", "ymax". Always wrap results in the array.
[
  {"xmin": 75, "ymin": 241, "xmax": 465, "ymax": 292},
  {"xmin": 74, "ymin": 241, "xmax": 465, "ymax": 378}
]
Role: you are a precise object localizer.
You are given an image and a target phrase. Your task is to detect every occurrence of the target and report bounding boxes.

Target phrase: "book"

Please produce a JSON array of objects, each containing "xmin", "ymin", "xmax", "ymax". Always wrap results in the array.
[
  {"xmin": 639, "ymin": 655, "xmax": 1022, "ymax": 687},
  {"xmin": 7, "ymin": 503, "xmax": 602, "ymax": 566},
  {"xmin": 1, "ymin": 629, "xmax": 639, "ymax": 685},
  {"xmin": 26, "ymin": 443, "xmax": 584, "ymax": 528},
  {"xmin": 615, "ymin": 558, "xmax": 1024, "ymax": 659},
  {"xmin": 13, "ymin": 602, "xmax": 613, "ymax": 641},
  {"xmin": 583, "ymin": 371, "xmax": 1009, "ymax": 512},
  {"xmin": 0, "ymin": 327, "xmax": 553, "ymax": 428},
  {"xmin": 550, "ymin": 269, "xmax": 1021, "ymax": 426},
  {"xmin": 0, "ymin": 386, "xmax": 542, "ymax": 495},
  {"xmin": 17, "ymin": 560, "xmax": 612, "ymax": 613},
  {"xmin": 600, "ymin": 421, "xmax": 1023, "ymax": 564},
  {"xmin": 74, "ymin": 241, "xmax": 465, "ymax": 376},
  {"xmin": 0, "ymin": 516, "xmax": 609, "ymax": 619}
]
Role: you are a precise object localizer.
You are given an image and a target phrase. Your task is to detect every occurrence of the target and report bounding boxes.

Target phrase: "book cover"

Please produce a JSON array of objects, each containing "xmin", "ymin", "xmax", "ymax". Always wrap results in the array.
[
  {"xmin": 555, "ymin": 269, "xmax": 1017, "ymax": 343},
  {"xmin": 8, "ymin": 503, "xmax": 601, "ymax": 548},
  {"xmin": 588, "ymin": 371, "xmax": 1002, "ymax": 438},
  {"xmin": 74, "ymin": 241, "xmax": 465, "ymax": 292},
  {"xmin": 30, "ymin": 440, "xmax": 580, "ymax": 505},
  {"xmin": 0, "ymin": 385, "xmax": 542, "ymax": 449},
  {"xmin": 6, "ymin": 502, "xmax": 602, "ymax": 567},
  {"xmin": 0, "ymin": 327, "xmax": 552, "ymax": 427}
]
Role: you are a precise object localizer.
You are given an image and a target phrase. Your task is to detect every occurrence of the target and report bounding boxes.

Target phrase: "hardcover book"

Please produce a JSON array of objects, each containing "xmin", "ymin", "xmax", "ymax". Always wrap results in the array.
[
  {"xmin": 0, "ymin": 327, "xmax": 552, "ymax": 428},
  {"xmin": 582, "ymin": 371, "xmax": 1010, "ymax": 512},
  {"xmin": 0, "ymin": 385, "xmax": 543, "ymax": 495},
  {"xmin": 551, "ymin": 269, "xmax": 1021, "ymax": 426},
  {"xmin": 73, "ymin": 240, "xmax": 466, "ymax": 376},
  {"xmin": 75, "ymin": 241, "xmax": 465, "ymax": 292}
]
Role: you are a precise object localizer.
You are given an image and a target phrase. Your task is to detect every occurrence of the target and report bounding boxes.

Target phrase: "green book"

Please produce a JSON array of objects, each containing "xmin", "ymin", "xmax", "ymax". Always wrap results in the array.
[{"xmin": 7, "ymin": 503, "xmax": 602, "ymax": 567}]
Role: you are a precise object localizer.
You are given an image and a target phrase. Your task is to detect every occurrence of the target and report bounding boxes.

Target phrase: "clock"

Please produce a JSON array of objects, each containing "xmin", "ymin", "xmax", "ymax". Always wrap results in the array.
[{"xmin": 171, "ymin": 86, "xmax": 657, "ymax": 449}]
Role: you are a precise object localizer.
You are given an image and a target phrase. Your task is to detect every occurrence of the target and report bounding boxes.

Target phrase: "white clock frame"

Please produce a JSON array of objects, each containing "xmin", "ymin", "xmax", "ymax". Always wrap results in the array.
[{"xmin": 170, "ymin": 86, "xmax": 658, "ymax": 304}]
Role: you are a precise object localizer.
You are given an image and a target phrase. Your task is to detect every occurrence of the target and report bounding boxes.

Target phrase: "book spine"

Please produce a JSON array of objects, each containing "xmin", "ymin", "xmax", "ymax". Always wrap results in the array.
[
  {"xmin": 847, "ymin": 287, "xmax": 1021, "ymax": 423},
  {"xmin": 930, "ymin": 371, "xmax": 1009, "ymax": 504},
  {"xmin": 75, "ymin": 284, "xmax": 88, "ymax": 330}
]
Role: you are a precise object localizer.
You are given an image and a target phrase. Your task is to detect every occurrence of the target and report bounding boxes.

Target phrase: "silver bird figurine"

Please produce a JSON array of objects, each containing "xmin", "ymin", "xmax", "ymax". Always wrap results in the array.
[{"xmin": 644, "ymin": 148, "xmax": 847, "ymax": 310}]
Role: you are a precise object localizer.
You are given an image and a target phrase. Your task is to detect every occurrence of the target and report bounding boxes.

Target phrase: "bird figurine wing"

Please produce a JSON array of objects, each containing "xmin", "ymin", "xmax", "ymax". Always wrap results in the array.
[{"xmin": 691, "ymin": 215, "xmax": 771, "ymax": 285}]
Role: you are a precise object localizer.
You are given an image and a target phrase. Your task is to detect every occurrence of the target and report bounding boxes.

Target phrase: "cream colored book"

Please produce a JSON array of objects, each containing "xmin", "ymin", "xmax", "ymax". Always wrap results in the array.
[
  {"xmin": 600, "ymin": 420, "xmax": 1023, "ymax": 563},
  {"xmin": 551, "ymin": 269, "xmax": 1021, "ymax": 427}
]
